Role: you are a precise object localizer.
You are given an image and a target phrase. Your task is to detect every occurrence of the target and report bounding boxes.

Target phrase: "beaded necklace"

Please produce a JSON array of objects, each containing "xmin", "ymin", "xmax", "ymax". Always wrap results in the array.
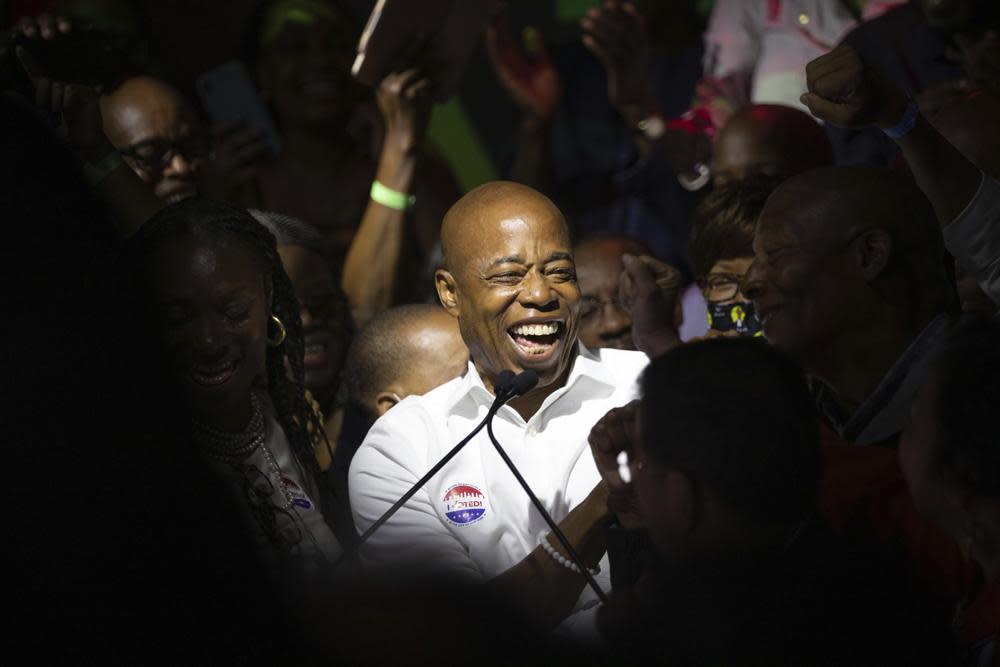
[{"xmin": 192, "ymin": 392, "xmax": 293, "ymax": 510}]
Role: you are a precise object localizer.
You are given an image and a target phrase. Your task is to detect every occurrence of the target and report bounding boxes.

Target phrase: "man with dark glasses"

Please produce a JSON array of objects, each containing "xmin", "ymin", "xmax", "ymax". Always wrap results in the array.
[{"xmin": 101, "ymin": 76, "xmax": 208, "ymax": 202}]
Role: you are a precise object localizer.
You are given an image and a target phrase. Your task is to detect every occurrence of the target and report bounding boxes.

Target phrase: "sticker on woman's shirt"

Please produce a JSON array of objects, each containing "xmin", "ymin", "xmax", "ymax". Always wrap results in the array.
[
  {"xmin": 443, "ymin": 484, "xmax": 487, "ymax": 526},
  {"xmin": 281, "ymin": 476, "xmax": 313, "ymax": 510}
]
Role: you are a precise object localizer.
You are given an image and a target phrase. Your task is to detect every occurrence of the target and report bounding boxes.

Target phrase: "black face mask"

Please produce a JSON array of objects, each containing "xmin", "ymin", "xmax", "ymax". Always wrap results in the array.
[{"xmin": 706, "ymin": 300, "xmax": 762, "ymax": 336}]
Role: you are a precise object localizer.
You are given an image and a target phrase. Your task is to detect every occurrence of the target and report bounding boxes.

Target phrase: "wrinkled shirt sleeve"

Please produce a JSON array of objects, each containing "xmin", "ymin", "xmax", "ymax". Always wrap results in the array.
[
  {"xmin": 942, "ymin": 174, "xmax": 1000, "ymax": 306},
  {"xmin": 703, "ymin": 0, "xmax": 760, "ymax": 80},
  {"xmin": 348, "ymin": 414, "xmax": 483, "ymax": 581}
]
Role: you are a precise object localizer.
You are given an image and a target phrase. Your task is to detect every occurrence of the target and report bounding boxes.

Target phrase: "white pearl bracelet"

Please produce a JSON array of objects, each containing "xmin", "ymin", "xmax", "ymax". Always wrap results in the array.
[{"xmin": 539, "ymin": 535, "xmax": 600, "ymax": 576}]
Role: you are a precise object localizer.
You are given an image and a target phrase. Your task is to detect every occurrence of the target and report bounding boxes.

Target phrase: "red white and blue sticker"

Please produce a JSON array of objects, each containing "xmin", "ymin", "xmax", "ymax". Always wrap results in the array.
[
  {"xmin": 443, "ymin": 483, "xmax": 487, "ymax": 526},
  {"xmin": 281, "ymin": 476, "xmax": 314, "ymax": 511}
]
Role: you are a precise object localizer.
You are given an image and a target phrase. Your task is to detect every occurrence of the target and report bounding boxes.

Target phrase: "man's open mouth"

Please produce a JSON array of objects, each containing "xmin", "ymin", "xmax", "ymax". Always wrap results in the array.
[{"xmin": 507, "ymin": 320, "xmax": 565, "ymax": 363}]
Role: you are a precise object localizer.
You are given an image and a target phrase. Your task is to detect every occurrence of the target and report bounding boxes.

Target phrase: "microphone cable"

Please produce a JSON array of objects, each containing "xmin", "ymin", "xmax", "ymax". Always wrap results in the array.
[{"xmin": 485, "ymin": 373, "xmax": 609, "ymax": 603}]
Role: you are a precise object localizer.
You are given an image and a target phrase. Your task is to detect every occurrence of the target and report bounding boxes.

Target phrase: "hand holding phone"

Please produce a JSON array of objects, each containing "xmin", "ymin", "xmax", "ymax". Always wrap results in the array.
[
  {"xmin": 352, "ymin": 0, "xmax": 500, "ymax": 101},
  {"xmin": 196, "ymin": 61, "xmax": 282, "ymax": 156},
  {"xmin": 197, "ymin": 120, "xmax": 273, "ymax": 201},
  {"xmin": 7, "ymin": 16, "xmax": 109, "ymax": 153}
]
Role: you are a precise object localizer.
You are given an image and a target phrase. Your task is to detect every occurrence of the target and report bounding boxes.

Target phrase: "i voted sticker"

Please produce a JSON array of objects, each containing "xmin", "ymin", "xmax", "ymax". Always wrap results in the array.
[
  {"xmin": 281, "ymin": 475, "xmax": 314, "ymax": 511},
  {"xmin": 443, "ymin": 484, "xmax": 487, "ymax": 526}
]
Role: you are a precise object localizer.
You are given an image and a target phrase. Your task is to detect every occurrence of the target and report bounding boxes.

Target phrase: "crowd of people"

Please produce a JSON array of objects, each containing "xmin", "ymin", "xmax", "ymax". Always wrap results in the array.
[{"xmin": 5, "ymin": 0, "xmax": 999, "ymax": 663}]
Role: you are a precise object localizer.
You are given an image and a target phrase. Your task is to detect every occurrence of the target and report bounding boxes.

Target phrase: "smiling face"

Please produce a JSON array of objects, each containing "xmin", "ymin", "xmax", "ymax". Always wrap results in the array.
[
  {"xmin": 257, "ymin": 12, "xmax": 364, "ymax": 130},
  {"xmin": 277, "ymin": 244, "xmax": 350, "ymax": 396},
  {"xmin": 148, "ymin": 234, "xmax": 269, "ymax": 425},
  {"xmin": 741, "ymin": 188, "xmax": 861, "ymax": 360},
  {"xmin": 437, "ymin": 185, "xmax": 580, "ymax": 393},
  {"xmin": 575, "ymin": 238, "xmax": 644, "ymax": 351},
  {"xmin": 702, "ymin": 257, "xmax": 754, "ymax": 305}
]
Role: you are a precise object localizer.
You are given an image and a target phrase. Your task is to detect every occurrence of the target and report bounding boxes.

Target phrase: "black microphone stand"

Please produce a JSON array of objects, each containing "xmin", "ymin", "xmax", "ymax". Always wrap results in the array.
[
  {"xmin": 335, "ymin": 370, "xmax": 611, "ymax": 606},
  {"xmin": 486, "ymin": 410, "xmax": 609, "ymax": 604}
]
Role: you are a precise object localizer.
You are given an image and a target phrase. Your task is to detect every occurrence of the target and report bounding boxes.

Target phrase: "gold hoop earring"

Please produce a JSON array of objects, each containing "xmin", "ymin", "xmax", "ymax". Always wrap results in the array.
[{"xmin": 268, "ymin": 314, "xmax": 287, "ymax": 346}]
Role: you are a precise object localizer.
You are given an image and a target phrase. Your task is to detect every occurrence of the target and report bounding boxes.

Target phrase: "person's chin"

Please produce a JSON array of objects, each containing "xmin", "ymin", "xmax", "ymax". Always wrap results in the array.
[
  {"xmin": 602, "ymin": 333, "xmax": 635, "ymax": 351},
  {"xmin": 157, "ymin": 181, "xmax": 198, "ymax": 204},
  {"xmin": 304, "ymin": 368, "xmax": 334, "ymax": 397},
  {"xmin": 179, "ymin": 358, "xmax": 252, "ymax": 413},
  {"xmin": 761, "ymin": 315, "xmax": 800, "ymax": 355}
]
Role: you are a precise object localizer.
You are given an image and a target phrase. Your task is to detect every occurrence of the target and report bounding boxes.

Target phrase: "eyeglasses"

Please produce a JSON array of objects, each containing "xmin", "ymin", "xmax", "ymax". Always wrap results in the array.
[
  {"xmin": 120, "ymin": 133, "xmax": 210, "ymax": 174},
  {"xmin": 699, "ymin": 272, "xmax": 743, "ymax": 303},
  {"xmin": 579, "ymin": 295, "xmax": 627, "ymax": 321}
]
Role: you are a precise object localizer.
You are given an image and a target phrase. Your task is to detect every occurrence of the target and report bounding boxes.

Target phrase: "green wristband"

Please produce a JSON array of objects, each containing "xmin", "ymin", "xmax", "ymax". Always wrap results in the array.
[
  {"xmin": 370, "ymin": 180, "xmax": 415, "ymax": 211},
  {"xmin": 83, "ymin": 150, "xmax": 124, "ymax": 188}
]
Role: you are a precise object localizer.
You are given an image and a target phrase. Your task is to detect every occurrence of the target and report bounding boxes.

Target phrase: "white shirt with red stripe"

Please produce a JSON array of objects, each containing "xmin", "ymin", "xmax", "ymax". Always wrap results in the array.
[{"xmin": 704, "ymin": 0, "xmax": 903, "ymax": 112}]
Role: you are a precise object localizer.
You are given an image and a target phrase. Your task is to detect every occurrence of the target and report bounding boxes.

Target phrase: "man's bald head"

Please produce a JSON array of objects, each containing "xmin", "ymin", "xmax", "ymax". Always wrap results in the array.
[
  {"xmin": 435, "ymin": 181, "xmax": 580, "ymax": 397},
  {"xmin": 343, "ymin": 304, "xmax": 468, "ymax": 419},
  {"xmin": 712, "ymin": 104, "xmax": 833, "ymax": 187},
  {"xmin": 101, "ymin": 76, "xmax": 203, "ymax": 201},
  {"xmin": 440, "ymin": 181, "xmax": 569, "ymax": 274},
  {"xmin": 765, "ymin": 167, "xmax": 945, "ymax": 284},
  {"xmin": 744, "ymin": 166, "xmax": 952, "ymax": 361}
]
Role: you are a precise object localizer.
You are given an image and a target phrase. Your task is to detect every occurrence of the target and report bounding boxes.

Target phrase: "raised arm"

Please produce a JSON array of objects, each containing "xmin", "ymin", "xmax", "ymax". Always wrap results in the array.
[
  {"xmin": 485, "ymin": 8, "xmax": 560, "ymax": 191},
  {"xmin": 349, "ymin": 415, "xmax": 613, "ymax": 631},
  {"xmin": 581, "ymin": 1, "xmax": 657, "ymax": 161},
  {"xmin": 801, "ymin": 44, "xmax": 1000, "ymax": 304},
  {"xmin": 341, "ymin": 69, "xmax": 431, "ymax": 327},
  {"xmin": 800, "ymin": 44, "xmax": 982, "ymax": 227},
  {"xmin": 12, "ymin": 16, "xmax": 161, "ymax": 236}
]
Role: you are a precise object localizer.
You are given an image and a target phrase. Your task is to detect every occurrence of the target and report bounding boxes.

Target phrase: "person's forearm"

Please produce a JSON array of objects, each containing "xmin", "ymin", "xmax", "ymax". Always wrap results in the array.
[
  {"xmin": 78, "ymin": 142, "xmax": 163, "ymax": 237},
  {"xmin": 618, "ymin": 105, "xmax": 655, "ymax": 162},
  {"xmin": 486, "ymin": 482, "xmax": 610, "ymax": 631},
  {"xmin": 510, "ymin": 113, "xmax": 554, "ymax": 192},
  {"xmin": 342, "ymin": 135, "xmax": 416, "ymax": 328},
  {"xmin": 894, "ymin": 116, "xmax": 982, "ymax": 228}
]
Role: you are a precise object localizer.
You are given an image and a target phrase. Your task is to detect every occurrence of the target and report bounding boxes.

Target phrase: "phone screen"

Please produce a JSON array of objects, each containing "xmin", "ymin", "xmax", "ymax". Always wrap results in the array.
[{"xmin": 196, "ymin": 60, "xmax": 282, "ymax": 156}]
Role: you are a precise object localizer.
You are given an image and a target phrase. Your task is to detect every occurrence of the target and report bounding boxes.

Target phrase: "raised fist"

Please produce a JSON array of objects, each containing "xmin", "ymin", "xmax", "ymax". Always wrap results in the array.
[
  {"xmin": 581, "ymin": 0, "xmax": 651, "ymax": 113},
  {"xmin": 800, "ymin": 45, "xmax": 908, "ymax": 130}
]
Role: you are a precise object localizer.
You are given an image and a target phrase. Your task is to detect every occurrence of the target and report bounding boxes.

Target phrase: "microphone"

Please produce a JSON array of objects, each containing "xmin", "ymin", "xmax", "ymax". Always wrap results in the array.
[
  {"xmin": 332, "ymin": 368, "xmax": 533, "ymax": 570},
  {"xmin": 494, "ymin": 369, "xmax": 517, "ymax": 396},
  {"xmin": 495, "ymin": 369, "xmax": 538, "ymax": 399},
  {"xmin": 485, "ymin": 375, "xmax": 609, "ymax": 604}
]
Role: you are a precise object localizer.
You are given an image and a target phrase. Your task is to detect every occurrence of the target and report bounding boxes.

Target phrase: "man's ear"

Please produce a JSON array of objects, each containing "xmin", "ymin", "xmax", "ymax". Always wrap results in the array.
[
  {"xmin": 854, "ymin": 228, "xmax": 893, "ymax": 282},
  {"xmin": 435, "ymin": 269, "xmax": 460, "ymax": 317},
  {"xmin": 374, "ymin": 391, "xmax": 400, "ymax": 417}
]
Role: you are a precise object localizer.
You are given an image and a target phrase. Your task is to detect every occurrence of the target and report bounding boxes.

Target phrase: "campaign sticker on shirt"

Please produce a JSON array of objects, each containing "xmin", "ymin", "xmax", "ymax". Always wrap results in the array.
[
  {"xmin": 443, "ymin": 484, "xmax": 487, "ymax": 526},
  {"xmin": 281, "ymin": 475, "xmax": 313, "ymax": 511}
]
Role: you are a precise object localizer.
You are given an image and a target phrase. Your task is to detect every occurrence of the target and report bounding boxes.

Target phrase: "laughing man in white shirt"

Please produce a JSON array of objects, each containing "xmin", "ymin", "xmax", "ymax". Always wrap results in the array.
[{"xmin": 349, "ymin": 181, "xmax": 651, "ymax": 628}]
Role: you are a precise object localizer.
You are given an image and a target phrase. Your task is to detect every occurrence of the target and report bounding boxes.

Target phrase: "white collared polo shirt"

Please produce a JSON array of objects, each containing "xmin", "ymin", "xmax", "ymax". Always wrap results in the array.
[
  {"xmin": 348, "ymin": 344, "xmax": 648, "ymax": 584},
  {"xmin": 704, "ymin": 0, "xmax": 901, "ymax": 112}
]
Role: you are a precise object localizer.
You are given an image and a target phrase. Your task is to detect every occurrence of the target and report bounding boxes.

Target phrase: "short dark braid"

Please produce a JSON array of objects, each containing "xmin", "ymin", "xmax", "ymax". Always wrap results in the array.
[
  {"xmin": 126, "ymin": 198, "xmax": 329, "ymax": 503},
  {"xmin": 264, "ymin": 241, "xmax": 328, "ymax": 484}
]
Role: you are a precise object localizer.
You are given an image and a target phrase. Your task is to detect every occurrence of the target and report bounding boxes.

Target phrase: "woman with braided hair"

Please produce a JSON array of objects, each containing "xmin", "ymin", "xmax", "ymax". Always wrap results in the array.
[{"xmin": 126, "ymin": 197, "xmax": 342, "ymax": 574}]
